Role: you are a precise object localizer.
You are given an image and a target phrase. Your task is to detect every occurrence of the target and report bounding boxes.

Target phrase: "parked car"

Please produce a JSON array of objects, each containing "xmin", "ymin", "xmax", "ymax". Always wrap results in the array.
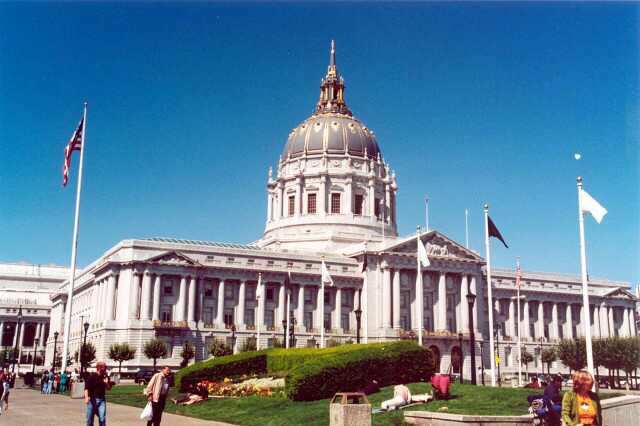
[{"xmin": 134, "ymin": 369, "xmax": 155, "ymax": 385}]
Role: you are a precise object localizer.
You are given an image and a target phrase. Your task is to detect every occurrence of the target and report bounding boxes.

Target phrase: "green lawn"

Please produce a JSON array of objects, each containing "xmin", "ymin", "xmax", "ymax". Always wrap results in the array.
[{"xmin": 107, "ymin": 382, "xmax": 559, "ymax": 426}]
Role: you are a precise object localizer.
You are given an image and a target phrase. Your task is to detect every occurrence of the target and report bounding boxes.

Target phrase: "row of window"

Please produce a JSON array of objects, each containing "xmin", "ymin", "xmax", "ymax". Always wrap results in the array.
[{"xmin": 284, "ymin": 193, "xmax": 391, "ymax": 218}]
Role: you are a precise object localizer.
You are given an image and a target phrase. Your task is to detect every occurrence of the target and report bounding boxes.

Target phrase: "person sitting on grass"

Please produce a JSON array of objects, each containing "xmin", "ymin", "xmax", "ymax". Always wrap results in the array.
[{"xmin": 173, "ymin": 382, "xmax": 209, "ymax": 406}]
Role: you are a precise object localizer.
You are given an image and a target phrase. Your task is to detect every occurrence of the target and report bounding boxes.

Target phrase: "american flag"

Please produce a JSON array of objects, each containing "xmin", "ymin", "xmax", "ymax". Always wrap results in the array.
[
  {"xmin": 62, "ymin": 116, "xmax": 84, "ymax": 186},
  {"xmin": 515, "ymin": 263, "xmax": 522, "ymax": 289}
]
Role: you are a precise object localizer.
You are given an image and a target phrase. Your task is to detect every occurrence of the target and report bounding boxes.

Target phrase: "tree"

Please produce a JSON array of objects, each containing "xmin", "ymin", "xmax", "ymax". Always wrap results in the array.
[
  {"xmin": 541, "ymin": 347, "xmax": 557, "ymax": 376},
  {"xmin": 521, "ymin": 349, "xmax": 534, "ymax": 376},
  {"xmin": 238, "ymin": 337, "xmax": 257, "ymax": 353},
  {"xmin": 144, "ymin": 338, "xmax": 168, "ymax": 371},
  {"xmin": 601, "ymin": 337, "xmax": 625, "ymax": 388},
  {"xmin": 180, "ymin": 341, "xmax": 196, "ymax": 367},
  {"xmin": 557, "ymin": 338, "xmax": 587, "ymax": 372},
  {"xmin": 108, "ymin": 343, "xmax": 137, "ymax": 375},
  {"xmin": 208, "ymin": 339, "xmax": 232, "ymax": 357},
  {"xmin": 592, "ymin": 338, "xmax": 607, "ymax": 381},
  {"xmin": 80, "ymin": 342, "xmax": 97, "ymax": 370},
  {"xmin": 620, "ymin": 337, "xmax": 640, "ymax": 389}
]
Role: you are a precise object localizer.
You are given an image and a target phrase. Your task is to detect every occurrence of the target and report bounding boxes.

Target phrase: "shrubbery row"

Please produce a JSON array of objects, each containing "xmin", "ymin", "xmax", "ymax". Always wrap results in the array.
[{"xmin": 175, "ymin": 351, "xmax": 267, "ymax": 391}]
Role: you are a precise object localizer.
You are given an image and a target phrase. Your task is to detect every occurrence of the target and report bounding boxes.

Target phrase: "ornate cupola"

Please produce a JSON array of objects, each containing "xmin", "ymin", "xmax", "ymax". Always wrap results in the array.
[
  {"xmin": 316, "ymin": 40, "xmax": 352, "ymax": 116},
  {"xmin": 258, "ymin": 41, "xmax": 398, "ymax": 253}
]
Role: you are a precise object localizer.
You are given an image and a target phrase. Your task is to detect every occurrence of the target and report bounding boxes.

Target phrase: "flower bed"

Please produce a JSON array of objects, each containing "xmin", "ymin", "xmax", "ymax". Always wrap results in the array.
[{"xmin": 197, "ymin": 377, "xmax": 280, "ymax": 397}]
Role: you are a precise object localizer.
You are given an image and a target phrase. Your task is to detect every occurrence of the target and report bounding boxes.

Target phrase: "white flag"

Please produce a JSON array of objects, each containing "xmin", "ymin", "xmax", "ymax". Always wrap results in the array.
[
  {"xmin": 580, "ymin": 189, "xmax": 607, "ymax": 224},
  {"xmin": 417, "ymin": 238, "xmax": 431, "ymax": 267},
  {"xmin": 256, "ymin": 273, "xmax": 263, "ymax": 299},
  {"xmin": 321, "ymin": 261, "xmax": 334, "ymax": 286}
]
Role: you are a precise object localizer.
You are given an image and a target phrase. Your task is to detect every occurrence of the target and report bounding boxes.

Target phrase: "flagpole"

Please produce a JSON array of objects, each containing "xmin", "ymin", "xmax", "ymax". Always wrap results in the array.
[
  {"xmin": 61, "ymin": 102, "xmax": 87, "ymax": 373},
  {"xmin": 484, "ymin": 204, "xmax": 496, "ymax": 387},
  {"xmin": 256, "ymin": 273, "xmax": 262, "ymax": 350},
  {"xmin": 286, "ymin": 288, "xmax": 291, "ymax": 349},
  {"xmin": 465, "ymin": 209, "xmax": 469, "ymax": 249},
  {"xmin": 516, "ymin": 257, "xmax": 522, "ymax": 387},
  {"xmin": 362, "ymin": 242, "xmax": 369, "ymax": 344},
  {"xmin": 416, "ymin": 226, "xmax": 423, "ymax": 347},
  {"xmin": 381, "ymin": 200, "xmax": 385, "ymax": 243},
  {"xmin": 577, "ymin": 177, "xmax": 595, "ymax": 379},
  {"xmin": 425, "ymin": 196, "xmax": 430, "ymax": 232},
  {"xmin": 320, "ymin": 259, "xmax": 325, "ymax": 349}
]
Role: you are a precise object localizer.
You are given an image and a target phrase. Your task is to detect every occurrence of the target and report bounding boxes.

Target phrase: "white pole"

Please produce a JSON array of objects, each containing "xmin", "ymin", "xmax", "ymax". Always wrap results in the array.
[
  {"xmin": 516, "ymin": 258, "xmax": 522, "ymax": 387},
  {"xmin": 285, "ymin": 287, "xmax": 291, "ymax": 349},
  {"xmin": 577, "ymin": 177, "xmax": 595, "ymax": 379},
  {"xmin": 416, "ymin": 226, "xmax": 423, "ymax": 347},
  {"xmin": 381, "ymin": 200, "xmax": 385, "ymax": 242},
  {"xmin": 465, "ymin": 209, "xmax": 469, "ymax": 249},
  {"xmin": 61, "ymin": 102, "xmax": 87, "ymax": 373},
  {"xmin": 484, "ymin": 204, "xmax": 496, "ymax": 387},
  {"xmin": 320, "ymin": 260, "xmax": 326, "ymax": 349},
  {"xmin": 425, "ymin": 196, "xmax": 430, "ymax": 232},
  {"xmin": 256, "ymin": 273, "xmax": 262, "ymax": 350},
  {"xmin": 362, "ymin": 243, "xmax": 369, "ymax": 344}
]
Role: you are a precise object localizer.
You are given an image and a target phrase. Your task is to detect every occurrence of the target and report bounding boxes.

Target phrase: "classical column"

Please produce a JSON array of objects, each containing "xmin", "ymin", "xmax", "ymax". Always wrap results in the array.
[
  {"xmin": 187, "ymin": 275, "xmax": 197, "ymax": 322},
  {"xmin": 216, "ymin": 280, "xmax": 225, "ymax": 327},
  {"xmin": 566, "ymin": 304, "xmax": 573, "ymax": 339},
  {"xmin": 319, "ymin": 175, "xmax": 327, "ymax": 215},
  {"xmin": 345, "ymin": 178, "xmax": 353, "ymax": 214},
  {"xmin": 257, "ymin": 282, "xmax": 266, "ymax": 330},
  {"xmin": 607, "ymin": 306, "xmax": 614, "ymax": 336},
  {"xmin": 437, "ymin": 272, "xmax": 447, "ymax": 331},
  {"xmin": 368, "ymin": 178, "xmax": 375, "ymax": 217},
  {"xmin": 381, "ymin": 266, "xmax": 391, "ymax": 328},
  {"xmin": 392, "ymin": 269, "xmax": 401, "ymax": 329},
  {"xmin": 470, "ymin": 275, "xmax": 482, "ymax": 336},
  {"xmin": 198, "ymin": 277, "xmax": 205, "ymax": 323},
  {"xmin": 12, "ymin": 322, "xmax": 18, "ymax": 347},
  {"xmin": 385, "ymin": 184, "xmax": 391, "ymax": 224},
  {"xmin": 334, "ymin": 287, "xmax": 342, "ymax": 330},
  {"xmin": 106, "ymin": 274, "xmax": 116, "ymax": 321},
  {"xmin": 237, "ymin": 280, "xmax": 246, "ymax": 327},
  {"xmin": 277, "ymin": 182, "xmax": 284, "ymax": 219},
  {"xmin": 175, "ymin": 275, "xmax": 187, "ymax": 322},
  {"xmin": 140, "ymin": 271, "xmax": 152, "ymax": 321},
  {"xmin": 295, "ymin": 177, "xmax": 302, "ymax": 217},
  {"xmin": 353, "ymin": 288, "xmax": 361, "ymax": 331},
  {"xmin": 551, "ymin": 303, "xmax": 559, "ymax": 340},
  {"xmin": 297, "ymin": 286, "xmax": 305, "ymax": 329},
  {"xmin": 316, "ymin": 286, "xmax": 323, "ymax": 331},
  {"xmin": 593, "ymin": 305, "xmax": 601, "ymax": 337},
  {"xmin": 537, "ymin": 301, "xmax": 545, "ymax": 339},
  {"xmin": 152, "ymin": 274, "xmax": 161, "ymax": 321},
  {"xmin": 267, "ymin": 191, "xmax": 273, "ymax": 222},
  {"xmin": 131, "ymin": 272, "xmax": 142, "ymax": 319},
  {"xmin": 460, "ymin": 275, "xmax": 469, "ymax": 332},
  {"xmin": 17, "ymin": 323, "xmax": 25, "ymax": 361},
  {"xmin": 523, "ymin": 299, "xmax": 530, "ymax": 339},
  {"xmin": 631, "ymin": 309, "xmax": 638, "ymax": 336},
  {"xmin": 95, "ymin": 279, "xmax": 104, "ymax": 321},
  {"xmin": 599, "ymin": 303, "xmax": 609, "ymax": 338},
  {"xmin": 508, "ymin": 298, "xmax": 516, "ymax": 337},
  {"xmin": 278, "ymin": 282, "xmax": 286, "ymax": 326}
]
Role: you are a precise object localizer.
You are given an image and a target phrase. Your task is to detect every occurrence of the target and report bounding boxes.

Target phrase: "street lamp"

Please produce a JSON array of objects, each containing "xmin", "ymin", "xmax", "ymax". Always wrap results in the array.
[
  {"xmin": 354, "ymin": 307, "xmax": 362, "ymax": 344},
  {"xmin": 538, "ymin": 336, "xmax": 544, "ymax": 379},
  {"xmin": 230, "ymin": 325, "xmax": 237, "ymax": 353},
  {"xmin": 281, "ymin": 319, "xmax": 287, "ymax": 346},
  {"xmin": 479, "ymin": 340, "xmax": 485, "ymax": 386},
  {"xmin": 458, "ymin": 332, "xmax": 464, "ymax": 384},
  {"xmin": 289, "ymin": 316, "xmax": 297, "ymax": 348},
  {"xmin": 12, "ymin": 306, "xmax": 23, "ymax": 373},
  {"xmin": 466, "ymin": 292, "xmax": 477, "ymax": 385},
  {"xmin": 80, "ymin": 321, "xmax": 90, "ymax": 378},
  {"xmin": 31, "ymin": 337, "xmax": 40, "ymax": 375},
  {"xmin": 52, "ymin": 331, "xmax": 59, "ymax": 373}
]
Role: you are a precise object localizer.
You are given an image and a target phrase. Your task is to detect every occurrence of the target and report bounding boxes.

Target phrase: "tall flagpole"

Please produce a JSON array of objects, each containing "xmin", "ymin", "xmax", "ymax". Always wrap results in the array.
[
  {"xmin": 61, "ymin": 102, "xmax": 87, "ymax": 373},
  {"xmin": 425, "ymin": 196, "xmax": 430, "ymax": 232},
  {"xmin": 256, "ymin": 273, "xmax": 262, "ymax": 350},
  {"xmin": 362, "ymin": 242, "xmax": 369, "ymax": 344},
  {"xmin": 484, "ymin": 204, "xmax": 496, "ymax": 387},
  {"xmin": 285, "ymin": 288, "xmax": 291, "ymax": 349},
  {"xmin": 516, "ymin": 257, "xmax": 522, "ymax": 387},
  {"xmin": 320, "ymin": 259, "xmax": 326, "ymax": 348},
  {"xmin": 416, "ymin": 226, "xmax": 424, "ymax": 347},
  {"xmin": 577, "ymin": 177, "xmax": 595, "ymax": 379}
]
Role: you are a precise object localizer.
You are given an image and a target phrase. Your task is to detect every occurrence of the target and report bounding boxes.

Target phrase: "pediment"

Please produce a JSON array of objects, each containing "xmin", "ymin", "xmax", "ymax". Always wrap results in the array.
[
  {"xmin": 145, "ymin": 251, "xmax": 201, "ymax": 266},
  {"xmin": 387, "ymin": 231, "xmax": 484, "ymax": 263},
  {"xmin": 602, "ymin": 287, "xmax": 636, "ymax": 300}
]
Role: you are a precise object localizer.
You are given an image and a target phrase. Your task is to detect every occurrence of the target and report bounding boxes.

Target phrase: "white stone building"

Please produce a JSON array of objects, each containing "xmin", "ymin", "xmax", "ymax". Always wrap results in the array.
[
  {"xmin": 0, "ymin": 262, "xmax": 68, "ymax": 372},
  {"xmin": 44, "ymin": 43, "xmax": 637, "ymax": 379}
]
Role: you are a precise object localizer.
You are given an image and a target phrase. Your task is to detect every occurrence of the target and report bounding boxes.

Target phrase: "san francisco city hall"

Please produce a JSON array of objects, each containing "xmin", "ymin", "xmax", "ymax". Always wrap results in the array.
[{"xmin": 37, "ymin": 43, "xmax": 637, "ymax": 379}]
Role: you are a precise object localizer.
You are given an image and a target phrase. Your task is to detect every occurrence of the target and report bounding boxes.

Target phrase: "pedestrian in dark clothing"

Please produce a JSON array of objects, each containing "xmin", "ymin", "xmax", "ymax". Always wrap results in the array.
[
  {"xmin": 84, "ymin": 361, "xmax": 113, "ymax": 426},
  {"xmin": 543, "ymin": 374, "xmax": 563, "ymax": 426}
]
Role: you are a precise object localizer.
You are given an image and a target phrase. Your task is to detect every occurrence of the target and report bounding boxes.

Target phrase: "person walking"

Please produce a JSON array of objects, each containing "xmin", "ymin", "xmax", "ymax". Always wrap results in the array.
[
  {"xmin": 84, "ymin": 361, "xmax": 113, "ymax": 426},
  {"xmin": 41, "ymin": 370, "xmax": 48, "ymax": 393},
  {"xmin": 47, "ymin": 370, "xmax": 54, "ymax": 394},
  {"xmin": 59, "ymin": 370, "xmax": 68, "ymax": 393},
  {"xmin": 562, "ymin": 370, "xmax": 602, "ymax": 426},
  {"xmin": 144, "ymin": 366, "xmax": 172, "ymax": 426},
  {"xmin": 0, "ymin": 372, "xmax": 9, "ymax": 414}
]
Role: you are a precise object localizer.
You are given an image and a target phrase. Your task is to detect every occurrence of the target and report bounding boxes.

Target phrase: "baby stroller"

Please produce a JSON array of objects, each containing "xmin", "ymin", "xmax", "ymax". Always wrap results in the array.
[
  {"xmin": 430, "ymin": 374, "xmax": 451, "ymax": 400},
  {"xmin": 527, "ymin": 395, "xmax": 561, "ymax": 426}
]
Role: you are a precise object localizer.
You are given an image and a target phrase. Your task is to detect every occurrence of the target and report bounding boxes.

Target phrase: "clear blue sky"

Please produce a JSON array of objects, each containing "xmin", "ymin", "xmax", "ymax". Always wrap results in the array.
[{"xmin": 1, "ymin": 2, "xmax": 637, "ymax": 287}]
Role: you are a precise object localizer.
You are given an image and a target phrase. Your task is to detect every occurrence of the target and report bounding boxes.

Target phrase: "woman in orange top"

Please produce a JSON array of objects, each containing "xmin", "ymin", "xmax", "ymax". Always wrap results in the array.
[{"xmin": 561, "ymin": 370, "xmax": 602, "ymax": 426}]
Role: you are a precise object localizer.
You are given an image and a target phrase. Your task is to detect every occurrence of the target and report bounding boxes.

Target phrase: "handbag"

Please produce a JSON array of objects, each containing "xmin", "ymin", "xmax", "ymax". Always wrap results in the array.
[{"xmin": 140, "ymin": 401, "xmax": 153, "ymax": 421}]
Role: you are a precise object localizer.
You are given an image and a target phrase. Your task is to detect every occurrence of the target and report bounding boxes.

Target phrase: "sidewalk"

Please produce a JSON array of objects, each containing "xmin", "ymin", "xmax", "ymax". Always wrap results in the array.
[{"xmin": 2, "ymin": 388, "xmax": 236, "ymax": 425}]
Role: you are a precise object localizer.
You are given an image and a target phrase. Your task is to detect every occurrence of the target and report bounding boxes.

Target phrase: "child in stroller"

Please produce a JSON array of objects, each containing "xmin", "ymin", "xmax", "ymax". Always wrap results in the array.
[{"xmin": 527, "ymin": 394, "xmax": 562, "ymax": 426}]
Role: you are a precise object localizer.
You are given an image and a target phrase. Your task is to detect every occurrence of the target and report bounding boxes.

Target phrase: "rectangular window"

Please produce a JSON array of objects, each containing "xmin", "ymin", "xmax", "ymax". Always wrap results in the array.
[
  {"xmin": 374, "ymin": 198, "xmax": 381, "ymax": 219},
  {"xmin": 224, "ymin": 309, "xmax": 234, "ymax": 327},
  {"xmin": 401, "ymin": 315, "xmax": 410, "ymax": 331},
  {"xmin": 204, "ymin": 284, "xmax": 213, "ymax": 297},
  {"xmin": 265, "ymin": 309, "xmax": 275, "ymax": 327},
  {"xmin": 504, "ymin": 347, "xmax": 511, "ymax": 367},
  {"xmin": 163, "ymin": 283, "xmax": 173, "ymax": 295},
  {"xmin": 331, "ymin": 193, "xmax": 341, "ymax": 214},
  {"xmin": 425, "ymin": 316, "xmax": 433, "ymax": 332},
  {"xmin": 307, "ymin": 193, "xmax": 316, "ymax": 214},
  {"xmin": 224, "ymin": 285, "xmax": 234, "ymax": 300},
  {"xmin": 324, "ymin": 313, "xmax": 331, "ymax": 331},
  {"xmin": 245, "ymin": 309, "xmax": 255, "ymax": 327},
  {"xmin": 161, "ymin": 305, "xmax": 172, "ymax": 322},
  {"xmin": 342, "ymin": 290, "xmax": 353, "ymax": 307},
  {"xmin": 203, "ymin": 307, "xmax": 214, "ymax": 325},
  {"xmin": 354, "ymin": 194, "xmax": 363, "ymax": 215},
  {"xmin": 401, "ymin": 292, "xmax": 410, "ymax": 309},
  {"xmin": 324, "ymin": 290, "xmax": 331, "ymax": 306},
  {"xmin": 529, "ymin": 322, "xmax": 536, "ymax": 339},
  {"xmin": 288, "ymin": 195, "xmax": 295, "ymax": 216},
  {"xmin": 341, "ymin": 313, "xmax": 350, "ymax": 331},
  {"xmin": 304, "ymin": 311, "xmax": 313, "ymax": 330},
  {"xmin": 246, "ymin": 285, "xmax": 255, "ymax": 300},
  {"xmin": 304, "ymin": 288, "xmax": 313, "ymax": 304},
  {"xmin": 266, "ymin": 288, "xmax": 274, "ymax": 301}
]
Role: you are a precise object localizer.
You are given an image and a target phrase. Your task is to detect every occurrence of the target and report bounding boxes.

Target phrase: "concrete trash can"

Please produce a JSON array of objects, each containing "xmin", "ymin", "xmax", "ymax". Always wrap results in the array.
[
  {"xmin": 70, "ymin": 381, "xmax": 85, "ymax": 399},
  {"xmin": 330, "ymin": 392, "xmax": 371, "ymax": 426}
]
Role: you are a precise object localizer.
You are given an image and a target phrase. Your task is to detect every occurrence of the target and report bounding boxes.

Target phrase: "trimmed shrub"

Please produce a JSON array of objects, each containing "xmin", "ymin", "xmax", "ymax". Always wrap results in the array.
[
  {"xmin": 175, "ymin": 351, "xmax": 267, "ymax": 391},
  {"xmin": 209, "ymin": 339, "xmax": 233, "ymax": 357},
  {"xmin": 285, "ymin": 341, "xmax": 434, "ymax": 401}
]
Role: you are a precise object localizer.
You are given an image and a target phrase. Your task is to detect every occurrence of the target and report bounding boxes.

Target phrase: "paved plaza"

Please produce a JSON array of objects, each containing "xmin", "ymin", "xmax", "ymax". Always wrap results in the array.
[{"xmin": 2, "ymin": 388, "xmax": 235, "ymax": 426}]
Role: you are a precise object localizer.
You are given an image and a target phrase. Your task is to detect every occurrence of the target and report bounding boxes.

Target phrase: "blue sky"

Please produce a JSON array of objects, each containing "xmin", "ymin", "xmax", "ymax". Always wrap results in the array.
[{"xmin": 1, "ymin": 2, "xmax": 638, "ymax": 287}]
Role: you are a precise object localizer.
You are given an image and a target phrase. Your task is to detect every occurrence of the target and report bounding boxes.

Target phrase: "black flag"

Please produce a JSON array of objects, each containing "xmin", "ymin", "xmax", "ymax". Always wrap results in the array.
[
  {"xmin": 488, "ymin": 215, "xmax": 508, "ymax": 248},
  {"xmin": 361, "ymin": 252, "xmax": 368, "ymax": 273}
]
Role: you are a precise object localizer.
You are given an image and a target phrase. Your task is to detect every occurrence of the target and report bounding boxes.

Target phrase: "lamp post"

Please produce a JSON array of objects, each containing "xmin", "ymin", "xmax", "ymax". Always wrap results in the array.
[
  {"xmin": 538, "ymin": 336, "xmax": 544, "ymax": 379},
  {"xmin": 289, "ymin": 316, "xmax": 297, "ymax": 348},
  {"xmin": 31, "ymin": 337, "xmax": 40, "ymax": 375},
  {"xmin": 80, "ymin": 321, "xmax": 89, "ymax": 378},
  {"xmin": 466, "ymin": 292, "xmax": 477, "ymax": 385},
  {"xmin": 52, "ymin": 331, "xmax": 59, "ymax": 373},
  {"xmin": 281, "ymin": 319, "xmax": 287, "ymax": 347},
  {"xmin": 12, "ymin": 306, "xmax": 23, "ymax": 372},
  {"xmin": 458, "ymin": 332, "xmax": 464, "ymax": 384},
  {"xmin": 494, "ymin": 324, "xmax": 502, "ymax": 387},
  {"xmin": 479, "ymin": 340, "xmax": 485, "ymax": 386},
  {"xmin": 230, "ymin": 325, "xmax": 237, "ymax": 354},
  {"xmin": 354, "ymin": 307, "xmax": 362, "ymax": 344}
]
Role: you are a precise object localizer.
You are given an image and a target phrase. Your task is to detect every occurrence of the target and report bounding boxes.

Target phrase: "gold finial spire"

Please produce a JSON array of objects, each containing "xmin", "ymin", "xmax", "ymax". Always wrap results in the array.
[{"xmin": 316, "ymin": 40, "xmax": 351, "ymax": 116}]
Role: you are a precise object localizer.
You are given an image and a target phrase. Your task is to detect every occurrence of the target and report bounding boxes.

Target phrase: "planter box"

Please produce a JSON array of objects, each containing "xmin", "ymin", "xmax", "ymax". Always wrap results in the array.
[{"xmin": 70, "ymin": 381, "xmax": 85, "ymax": 399}]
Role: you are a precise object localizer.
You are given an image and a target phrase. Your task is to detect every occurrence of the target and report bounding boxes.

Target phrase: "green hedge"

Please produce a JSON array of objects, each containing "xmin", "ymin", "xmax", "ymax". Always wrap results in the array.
[
  {"xmin": 266, "ymin": 344, "xmax": 366, "ymax": 374},
  {"xmin": 175, "ymin": 351, "xmax": 267, "ymax": 391},
  {"xmin": 284, "ymin": 341, "xmax": 434, "ymax": 401}
]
